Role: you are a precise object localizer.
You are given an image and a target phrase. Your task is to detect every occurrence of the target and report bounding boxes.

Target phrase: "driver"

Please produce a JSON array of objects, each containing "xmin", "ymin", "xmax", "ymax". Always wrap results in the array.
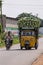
[{"xmin": 5, "ymin": 31, "xmax": 13, "ymax": 45}]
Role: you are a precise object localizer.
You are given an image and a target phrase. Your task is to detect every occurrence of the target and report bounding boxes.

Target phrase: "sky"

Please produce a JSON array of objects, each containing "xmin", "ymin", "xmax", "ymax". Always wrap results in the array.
[{"xmin": 2, "ymin": 0, "xmax": 43, "ymax": 19}]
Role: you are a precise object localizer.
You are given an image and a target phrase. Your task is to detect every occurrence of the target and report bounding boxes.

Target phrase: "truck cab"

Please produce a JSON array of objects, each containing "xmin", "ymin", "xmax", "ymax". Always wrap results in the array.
[{"xmin": 19, "ymin": 28, "xmax": 38, "ymax": 50}]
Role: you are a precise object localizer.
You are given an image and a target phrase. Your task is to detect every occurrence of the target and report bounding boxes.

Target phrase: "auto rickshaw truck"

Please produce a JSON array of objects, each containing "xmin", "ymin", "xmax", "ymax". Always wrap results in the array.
[
  {"xmin": 19, "ymin": 27, "xmax": 39, "ymax": 50},
  {"xmin": 18, "ymin": 17, "xmax": 40, "ymax": 50}
]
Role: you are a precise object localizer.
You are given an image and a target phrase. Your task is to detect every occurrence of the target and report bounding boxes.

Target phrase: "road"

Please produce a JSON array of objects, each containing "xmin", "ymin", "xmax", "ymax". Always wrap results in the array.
[{"xmin": 0, "ymin": 38, "xmax": 43, "ymax": 65}]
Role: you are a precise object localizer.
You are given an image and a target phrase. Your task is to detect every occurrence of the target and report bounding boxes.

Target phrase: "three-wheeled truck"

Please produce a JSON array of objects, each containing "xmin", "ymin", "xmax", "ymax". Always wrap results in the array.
[
  {"xmin": 19, "ymin": 27, "xmax": 38, "ymax": 50},
  {"xmin": 18, "ymin": 17, "xmax": 40, "ymax": 50}
]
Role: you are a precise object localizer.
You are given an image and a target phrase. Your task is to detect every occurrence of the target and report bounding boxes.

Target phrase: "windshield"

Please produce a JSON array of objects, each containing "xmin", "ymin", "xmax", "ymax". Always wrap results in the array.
[{"xmin": 21, "ymin": 31, "xmax": 35, "ymax": 36}]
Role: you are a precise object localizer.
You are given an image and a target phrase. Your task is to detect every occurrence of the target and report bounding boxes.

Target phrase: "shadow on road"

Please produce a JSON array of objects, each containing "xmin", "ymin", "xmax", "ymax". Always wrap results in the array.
[{"xmin": 0, "ymin": 48, "xmax": 35, "ymax": 51}]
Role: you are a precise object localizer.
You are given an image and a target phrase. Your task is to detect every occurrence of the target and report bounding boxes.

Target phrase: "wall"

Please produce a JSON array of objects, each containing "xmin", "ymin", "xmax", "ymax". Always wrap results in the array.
[
  {"xmin": 0, "ymin": 15, "xmax": 19, "ymax": 35},
  {"xmin": 6, "ymin": 17, "xmax": 18, "ymax": 35}
]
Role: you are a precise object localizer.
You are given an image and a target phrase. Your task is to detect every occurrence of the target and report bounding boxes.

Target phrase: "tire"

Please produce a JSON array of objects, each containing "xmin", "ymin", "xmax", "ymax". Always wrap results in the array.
[
  {"xmin": 25, "ymin": 45, "xmax": 29, "ymax": 50},
  {"xmin": 20, "ymin": 46, "xmax": 23, "ymax": 50},
  {"xmin": 35, "ymin": 43, "xmax": 38, "ymax": 49},
  {"xmin": 6, "ymin": 47, "xmax": 10, "ymax": 50},
  {"xmin": 28, "ymin": 47, "xmax": 31, "ymax": 50},
  {"xmin": 6, "ymin": 45, "xmax": 10, "ymax": 50}
]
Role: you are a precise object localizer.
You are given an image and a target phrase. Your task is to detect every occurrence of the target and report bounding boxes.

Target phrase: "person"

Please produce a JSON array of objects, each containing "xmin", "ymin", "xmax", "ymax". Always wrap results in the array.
[{"xmin": 5, "ymin": 31, "xmax": 13, "ymax": 46}]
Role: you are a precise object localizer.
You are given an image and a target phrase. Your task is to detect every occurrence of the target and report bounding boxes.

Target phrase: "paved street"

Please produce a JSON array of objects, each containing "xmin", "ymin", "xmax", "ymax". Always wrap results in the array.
[{"xmin": 0, "ymin": 38, "xmax": 43, "ymax": 65}]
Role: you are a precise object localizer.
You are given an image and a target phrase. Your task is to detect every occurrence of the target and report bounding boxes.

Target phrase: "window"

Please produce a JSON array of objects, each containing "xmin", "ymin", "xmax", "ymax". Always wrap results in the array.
[{"xmin": 21, "ymin": 31, "xmax": 35, "ymax": 36}]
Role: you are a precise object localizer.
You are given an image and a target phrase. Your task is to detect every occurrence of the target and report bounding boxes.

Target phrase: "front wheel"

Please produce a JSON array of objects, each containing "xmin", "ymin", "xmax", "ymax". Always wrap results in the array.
[
  {"xmin": 28, "ymin": 47, "xmax": 31, "ymax": 50},
  {"xmin": 35, "ymin": 43, "xmax": 38, "ymax": 49},
  {"xmin": 6, "ymin": 45, "xmax": 10, "ymax": 50},
  {"xmin": 20, "ymin": 46, "xmax": 23, "ymax": 50},
  {"xmin": 25, "ymin": 45, "xmax": 29, "ymax": 50},
  {"xmin": 6, "ymin": 47, "xmax": 10, "ymax": 50}
]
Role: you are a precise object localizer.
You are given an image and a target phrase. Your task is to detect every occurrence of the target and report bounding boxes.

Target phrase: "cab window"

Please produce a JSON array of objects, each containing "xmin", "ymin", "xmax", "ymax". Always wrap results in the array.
[{"xmin": 21, "ymin": 31, "xmax": 35, "ymax": 36}]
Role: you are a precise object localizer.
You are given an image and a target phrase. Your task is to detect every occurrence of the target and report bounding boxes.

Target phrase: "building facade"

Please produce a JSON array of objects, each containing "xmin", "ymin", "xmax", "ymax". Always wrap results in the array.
[
  {"xmin": 6, "ymin": 16, "xmax": 18, "ymax": 35},
  {"xmin": 0, "ymin": 15, "xmax": 18, "ymax": 35}
]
